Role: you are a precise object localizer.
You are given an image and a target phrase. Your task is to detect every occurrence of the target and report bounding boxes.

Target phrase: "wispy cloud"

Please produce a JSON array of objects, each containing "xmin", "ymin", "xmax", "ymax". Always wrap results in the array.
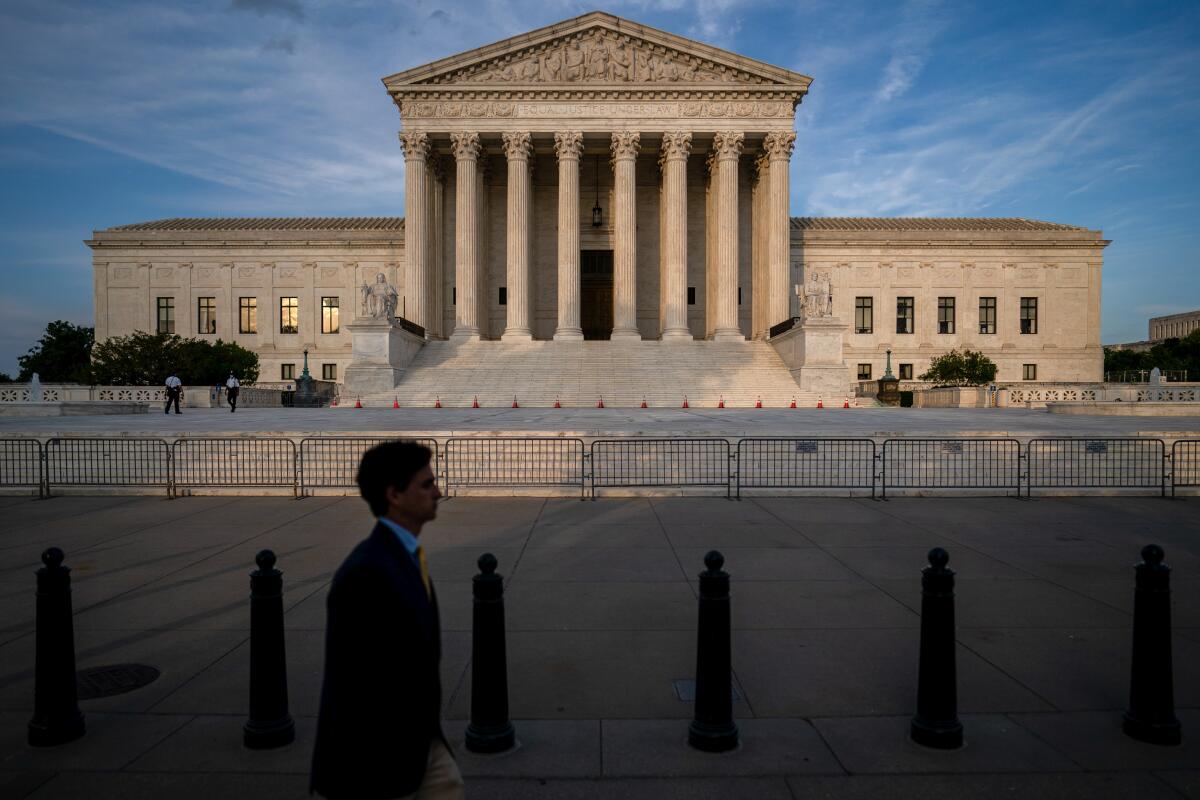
[{"xmin": 230, "ymin": 0, "xmax": 305, "ymax": 21}]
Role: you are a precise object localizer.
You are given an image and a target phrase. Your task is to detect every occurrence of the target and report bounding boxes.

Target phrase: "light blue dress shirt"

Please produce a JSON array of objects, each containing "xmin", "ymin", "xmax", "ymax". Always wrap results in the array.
[{"xmin": 377, "ymin": 516, "xmax": 421, "ymax": 570}]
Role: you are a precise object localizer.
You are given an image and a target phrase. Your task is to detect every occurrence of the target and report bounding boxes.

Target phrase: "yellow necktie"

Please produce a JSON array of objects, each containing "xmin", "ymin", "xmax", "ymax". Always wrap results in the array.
[{"xmin": 416, "ymin": 546, "xmax": 432, "ymax": 600}]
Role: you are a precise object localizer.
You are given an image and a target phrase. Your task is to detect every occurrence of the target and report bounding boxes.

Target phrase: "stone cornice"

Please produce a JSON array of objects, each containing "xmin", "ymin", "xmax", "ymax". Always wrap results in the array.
[{"xmin": 85, "ymin": 237, "xmax": 404, "ymax": 250}]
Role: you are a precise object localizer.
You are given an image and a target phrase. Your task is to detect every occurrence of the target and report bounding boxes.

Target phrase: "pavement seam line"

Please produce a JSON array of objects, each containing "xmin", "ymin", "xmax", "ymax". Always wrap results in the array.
[{"xmin": 115, "ymin": 713, "xmax": 199, "ymax": 771}]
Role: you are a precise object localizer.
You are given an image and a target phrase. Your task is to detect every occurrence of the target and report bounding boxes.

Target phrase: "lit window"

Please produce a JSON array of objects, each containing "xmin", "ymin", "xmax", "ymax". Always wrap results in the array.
[
  {"xmin": 281, "ymin": 363, "xmax": 295, "ymax": 380},
  {"xmin": 899, "ymin": 363, "xmax": 913, "ymax": 380},
  {"xmin": 280, "ymin": 297, "xmax": 299, "ymax": 334},
  {"xmin": 937, "ymin": 297, "xmax": 955, "ymax": 334},
  {"xmin": 239, "ymin": 297, "xmax": 257, "ymax": 334},
  {"xmin": 156, "ymin": 297, "xmax": 175, "ymax": 334},
  {"xmin": 1023, "ymin": 363, "xmax": 1037, "ymax": 381},
  {"xmin": 321, "ymin": 296, "xmax": 340, "ymax": 334},
  {"xmin": 1020, "ymin": 297, "xmax": 1038, "ymax": 334},
  {"xmin": 857, "ymin": 363, "xmax": 872, "ymax": 380},
  {"xmin": 896, "ymin": 297, "xmax": 914, "ymax": 334},
  {"xmin": 855, "ymin": 297, "xmax": 873, "ymax": 334},
  {"xmin": 197, "ymin": 297, "xmax": 216, "ymax": 334},
  {"xmin": 979, "ymin": 297, "xmax": 996, "ymax": 334}
]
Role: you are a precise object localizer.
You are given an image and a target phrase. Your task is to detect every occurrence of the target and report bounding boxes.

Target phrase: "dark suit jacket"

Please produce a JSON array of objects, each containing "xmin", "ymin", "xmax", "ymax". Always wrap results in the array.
[{"xmin": 311, "ymin": 522, "xmax": 444, "ymax": 798}]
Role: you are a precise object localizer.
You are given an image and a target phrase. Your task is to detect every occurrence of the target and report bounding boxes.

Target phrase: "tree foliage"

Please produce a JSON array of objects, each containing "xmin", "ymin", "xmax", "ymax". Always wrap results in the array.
[
  {"xmin": 90, "ymin": 331, "xmax": 259, "ymax": 386},
  {"xmin": 17, "ymin": 321, "xmax": 94, "ymax": 382},
  {"xmin": 919, "ymin": 348, "xmax": 998, "ymax": 387},
  {"xmin": 1104, "ymin": 330, "xmax": 1200, "ymax": 380}
]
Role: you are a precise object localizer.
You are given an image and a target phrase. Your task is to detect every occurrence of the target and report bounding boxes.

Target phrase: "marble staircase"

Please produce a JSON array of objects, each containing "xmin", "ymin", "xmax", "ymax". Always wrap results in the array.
[{"xmin": 352, "ymin": 340, "xmax": 836, "ymax": 409}]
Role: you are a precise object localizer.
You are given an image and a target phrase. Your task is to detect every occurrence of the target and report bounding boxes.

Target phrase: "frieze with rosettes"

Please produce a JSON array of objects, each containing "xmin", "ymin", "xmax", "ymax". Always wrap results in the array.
[{"xmin": 400, "ymin": 100, "xmax": 793, "ymax": 119}]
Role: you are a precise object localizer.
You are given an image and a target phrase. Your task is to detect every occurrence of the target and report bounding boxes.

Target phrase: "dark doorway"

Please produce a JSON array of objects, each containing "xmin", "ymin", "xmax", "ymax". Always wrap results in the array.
[{"xmin": 580, "ymin": 250, "xmax": 613, "ymax": 340}]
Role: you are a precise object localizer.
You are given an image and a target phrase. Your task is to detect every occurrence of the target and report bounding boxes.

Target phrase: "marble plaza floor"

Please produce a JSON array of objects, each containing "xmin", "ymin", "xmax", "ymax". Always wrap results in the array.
[{"xmin": 0, "ymin": 494, "xmax": 1198, "ymax": 798}]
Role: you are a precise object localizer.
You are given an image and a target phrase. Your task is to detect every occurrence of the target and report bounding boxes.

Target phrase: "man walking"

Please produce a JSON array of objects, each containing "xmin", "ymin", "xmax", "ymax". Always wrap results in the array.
[
  {"xmin": 164, "ymin": 372, "xmax": 182, "ymax": 415},
  {"xmin": 225, "ymin": 372, "xmax": 240, "ymax": 413},
  {"xmin": 311, "ymin": 441, "xmax": 462, "ymax": 799}
]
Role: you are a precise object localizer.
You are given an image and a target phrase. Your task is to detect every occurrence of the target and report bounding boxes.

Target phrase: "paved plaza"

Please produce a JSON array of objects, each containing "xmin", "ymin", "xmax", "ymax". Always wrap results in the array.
[{"xmin": 0, "ymin": 493, "xmax": 1198, "ymax": 798}]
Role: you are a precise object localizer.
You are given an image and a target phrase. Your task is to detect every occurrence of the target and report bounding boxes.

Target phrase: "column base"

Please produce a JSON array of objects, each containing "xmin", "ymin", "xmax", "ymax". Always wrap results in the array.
[
  {"xmin": 501, "ymin": 329, "xmax": 534, "ymax": 342},
  {"xmin": 450, "ymin": 328, "xmax": 481, "ymax": 342},
  {"xmin": 610, "ymin": 328, "xmax": 642, "ymax": 341},
  {"xmin": 553, "ymin": 328, "xmax": 584, "ymax": 341},
  {"xmin": 711, "ymin": 329, "xmax": 745, "ymax": 342},
  {"xmin": 661, "ymin": 329, "xmax": 693, "ymax": 342}
]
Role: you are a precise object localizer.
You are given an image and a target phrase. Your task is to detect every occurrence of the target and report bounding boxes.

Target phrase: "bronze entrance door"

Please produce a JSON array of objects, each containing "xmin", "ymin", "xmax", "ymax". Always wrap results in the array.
[{"xmin": 580, "ymin": 250, "xmax": 614, "ymax": 340}]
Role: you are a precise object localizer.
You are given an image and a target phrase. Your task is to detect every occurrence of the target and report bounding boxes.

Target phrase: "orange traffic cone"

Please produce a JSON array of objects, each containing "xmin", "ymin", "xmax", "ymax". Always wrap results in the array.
[
  {"xmin": 843, "ymin": 397, "xmax": 850, "ymax": 409},
  {"xmin": 597, "ymin": 396, "xmax": 605, "ymax": 408},
  {"xmin": 553, "ymin": 396, "xmax": 561, "ymax": 408},
  {"xmin": 682, "ymin": 395, "xmax": 690, "ymax": 408},
  {"xmin": 393, "ymin": 397, "xmax": 400, "ymax": 409},
  {"xmin": 755, "ymin": 396, "xmax": 762, "ymax": 409},
  {"xmin": 434, "ymin": 395, "xmax": 442, "ymax": 409},
  {"xmin": 789, "ymin": 397, "xmax": 796, "ymax": 409},
  {"xmin": 331, "ymin": 397, "xmax": 338, "ymax": 407},
  {"xmin": 512, "ymin": 396, "xmax": 519, "ymax": 408},
  {"xmin": 816, "ymin": 396, "xmax": 823, "ymax": 409},
  {"xmin": 640, "ymin": 396, "xmax": 648, "ymax": 408},
  {"xmin": 354, "ymin": 397, "xmax": 362, "ymax": 409},
  {"xmin": 717, "ymin": 395, "xmax": 725, "ymax": 409},
  {"xmin": 472, "ymin": 395, "xmax": 480, "ymax": 408}
]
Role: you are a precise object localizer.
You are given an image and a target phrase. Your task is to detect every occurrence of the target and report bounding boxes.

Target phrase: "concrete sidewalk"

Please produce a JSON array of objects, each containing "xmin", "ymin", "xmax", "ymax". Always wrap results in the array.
[{"xmin": 0, "ymin": 495, "xmax": 1197, "ymax": 798}]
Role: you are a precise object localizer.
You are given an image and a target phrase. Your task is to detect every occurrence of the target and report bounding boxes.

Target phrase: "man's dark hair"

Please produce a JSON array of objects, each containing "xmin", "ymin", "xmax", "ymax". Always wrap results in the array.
[{"xmin": 356, "ymin": 440, "xmax": 433, "ymax": 517}]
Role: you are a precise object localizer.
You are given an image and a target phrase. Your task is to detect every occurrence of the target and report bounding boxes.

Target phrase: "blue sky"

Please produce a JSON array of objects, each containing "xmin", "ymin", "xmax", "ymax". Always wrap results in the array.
[{"xmin": 1, "ymin": 0, "xmax": 1197, "ymax": 375}]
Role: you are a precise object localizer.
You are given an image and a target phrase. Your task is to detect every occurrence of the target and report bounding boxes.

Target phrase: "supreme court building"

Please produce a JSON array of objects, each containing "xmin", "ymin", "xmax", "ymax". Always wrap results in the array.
[{"xmin": 87, "ymin": 12, "xmax": 1108, "ymax": 395}]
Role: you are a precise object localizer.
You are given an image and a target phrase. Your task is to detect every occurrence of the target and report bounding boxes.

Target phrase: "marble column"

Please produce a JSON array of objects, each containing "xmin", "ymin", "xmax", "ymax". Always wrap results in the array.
[
  {"xmin": 660, "ymin": 131, "xmax": 692, "ymax": 340},
  {"xmin": 610, "ymin": 131, "xmax": 641, "ymax": 340},
  {"xmin": 501, "ymin": 132, "xmax": 533, "ymax": 341},
  {"xmin": 712, "ymin": 132, "xmax": 744, "ymax": 341},
  {"xmin": 751, "ymin": 153, "xmax": 770, "ymax": 339},
  {"xmin": 400, "ymin": 132, "xmax": 429, "ymax": 330},
  {"xmin": 428, "ymin": 156, "xmax": 445, "ymax": 338},
  {"xmin": 553, "ymin": 132, "xmax": 584, "ymax": 340},
  {"xmin": 450, "ymin": 132, "xmax": 481, "ymax": 340},
  {"xmin": 764, "ymin": 131, "xmax": 796, "ymax": 330}
]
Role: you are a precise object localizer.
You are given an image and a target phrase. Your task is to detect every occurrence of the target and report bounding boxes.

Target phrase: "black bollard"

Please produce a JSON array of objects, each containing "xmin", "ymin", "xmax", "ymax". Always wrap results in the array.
[
  {"xmin": 689, "ymin": 550, "xmax": 738, "ymax": 752},
  {"xmin": 466, "ymin": 553, "xmax": 516, "ymax": 753},
  {"xmin": 244, "ymin": 549, "xmax": 295, "ymax": 749},
  {"xmin": 1124, "ymin": 544, "xmax": 1181, "ymax": 745},
  {"xmin": 910, "ymin": 547, "xmax": 963, "ymax": 749},
  {"xmin": 28, "ymin": 547, "xmax": 85, "ymax": 747}
]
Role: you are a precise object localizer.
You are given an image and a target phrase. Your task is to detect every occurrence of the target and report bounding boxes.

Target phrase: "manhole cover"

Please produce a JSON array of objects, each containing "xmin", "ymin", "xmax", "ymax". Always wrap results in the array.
[{"xmin": 76, "ymin": 664, "xmax": 160, "ymax": 700}]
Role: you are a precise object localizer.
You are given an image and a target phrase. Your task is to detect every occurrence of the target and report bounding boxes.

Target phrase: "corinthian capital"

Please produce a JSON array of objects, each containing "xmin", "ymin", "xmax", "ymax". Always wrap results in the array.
[
  {"xmin": 660, "ymin": 131, "xmax": 693, "ymax": 161},
  {"xmin": 450, "ymin": 132, "xmax": 481, "ymax": 161},
  {"xmin": 399, "ymin": 131, "xmax": 430, "ymax": 161},
  {"xmin": 553, "ymin": 131, "xmax": 584, "ymax": 161},
  {"xmin": 502, "ymin": 132, "xmax": 533, "ymax": 161},
  {"xmin": 763, "ymin": 131, "xmax": 797, "ymax": 161},
  {"xmin": 610, "ymin": 131, "xmax": 641, "ymax": 160},
  {"xmin": 713, "ymin": 132, "xmax": 745, "ymax": 160}
]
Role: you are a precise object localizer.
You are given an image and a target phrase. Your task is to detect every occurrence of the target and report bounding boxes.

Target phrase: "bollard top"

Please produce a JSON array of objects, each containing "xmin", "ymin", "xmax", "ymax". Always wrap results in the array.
[
  {"xmin": 1140, "ymin": 544, "xmax": 1165, "ymax": 567},
  {"xmin": 41, "ymin": 547, "xmax": 64, "ymax": 569},
  {"xmin": 477, "ymin": 552, "xmax": 498, "ymax": 575},
  {"xmin": 927, "ymin": 547, "xmax": 950, "ymax": 571},
  {"xmin": 704, "ymin": 550, "xmax": 725, "ymax": 573},
  {"xmin": 255, "ymin": 549, "xmax": 277, "ymax": 572}
]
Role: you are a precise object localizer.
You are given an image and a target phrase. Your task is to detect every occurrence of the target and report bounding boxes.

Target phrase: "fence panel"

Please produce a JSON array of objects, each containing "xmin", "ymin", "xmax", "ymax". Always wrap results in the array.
[
  {"xmin": 46, "ymin": 438, "xmax": 171, "ymax": 496},
  {"xmin": 591, "ymin": 438, "xmax": 731, "ymax": 497},
  {"xmin": 882, "ymin": 438, "xmax": 1021, "ymax": 498},
  {"xmin": 737, "ymin": 438, "xmax": 876, "ymax": 498},
  {"xmin": 299, "ymin": 437, "xmax": 439, "ymax": 494},
  {"xmin": 1027, "ymin": 438, "xmax": 1165, "ymax": 496},
  {"xmin": 173, "ymin": 438, "xmax": 297, "ymax": 496},
  {"xmin": 1172, "ymin": 440, "xmax": 1200, "ymax": 496},
  {"xmin": 0, "ymin": 438, "xmax": 45, "ymax": 496},
  {"xmin": 445, "ymin": 438, "xmax": 585, "ymax": 498}
]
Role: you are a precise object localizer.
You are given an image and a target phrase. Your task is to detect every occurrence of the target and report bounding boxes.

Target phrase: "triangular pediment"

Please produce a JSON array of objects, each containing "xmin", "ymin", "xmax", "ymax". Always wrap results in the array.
[{"xmin": 383, "ymin": 11, "xmax": 811, "ymax": 92}]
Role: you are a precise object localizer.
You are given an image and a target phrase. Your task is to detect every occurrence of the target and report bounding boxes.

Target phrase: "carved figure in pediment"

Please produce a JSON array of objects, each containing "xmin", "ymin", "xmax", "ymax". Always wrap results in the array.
[
  {"xmin": 564, "ymin": 40, "xmax": 585, "ymax": 81},
  {"xmin": 610, "ymin": 40, "xmax": 632, "ymax": 81},
  {"xmin": 519, "ymin": 56, "xmax": 540, "ymax": 82},
  {"xmin": 543, "ymin": 48, "xmax": 563, "ymax": 80},
  {"xmin": 586, "ymin": 38, "xmax": 609, "ymax": 79}
]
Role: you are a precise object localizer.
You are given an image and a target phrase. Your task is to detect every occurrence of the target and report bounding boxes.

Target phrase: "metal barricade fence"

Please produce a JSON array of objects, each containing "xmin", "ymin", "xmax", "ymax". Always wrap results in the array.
[
  {"xmin": 46, "ymin": 437, "xmax": 171, "ymax": 497},
  {"xmin": 299, "ymin": 437, "xmax": 439, "ymax": 495},
  {"xmin": 444, "ymin": 438, "xmax": 585, "ymax": 498},
  {"xmin": 173, "ymin": 438, "xmax": 298, "ymax": 497},
  {"xmin": 882, "ymin": 438, "xmax": 1021, "ymax": 498},
  {"xmin": 1027, "ymin": 438, "xmax": 1166, "ymax": 496},
  {"xmin": 591, "ymin": 438, "xmax": 732, "ymax": 498},
  {"xmin": 736, "ymin": 438, "xmax": 876, "ymax": 498},
  {"xmin": 0, "ymin": 438, "xmax": 45, "ymax": 497},
  {"xmin": 1172, "ymin": 440, "xmax": 1200, "ymax": 496}
]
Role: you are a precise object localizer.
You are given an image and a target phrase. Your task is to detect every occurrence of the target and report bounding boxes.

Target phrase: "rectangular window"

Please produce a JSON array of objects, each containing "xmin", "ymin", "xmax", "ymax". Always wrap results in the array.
[
  {"xmin": 281, "ymin": 363, "xmax": 295, "ymax": 380},
  {"xmin": 1023, "ymin": 363, "xmax": 1037, "ymax": 381},
  {"xmin": 688, "ymin": 286, "xmax": 696, "ymax": 305},
  {"xmin": 896, "ymin": 297, "xmax": 914, "ymax": 334},
  {"xmin": 156, "ymin": 297, "xmax": 175, "ymax": 334},
  {"xmin": 321, "ymin": 296, "xmax": 340, "ymax": 334},
  {"xmin": 899, "ymin": 363, "xmax": 913, "ymax": 380},
  {"xmin": 322, "ymin": 363, "xmax": 337, "ymax": 381},
  {"xmin": 738, "ymin": 287, "xmax": 742, "ymax": 305},
  {"xmin": 197, "ymin": 297, "xmax": 216, "ymax": 334},
  {"xmin": 498, "ymin": 287, "xmax": 507, "ymax": 306},
  {"xmin": 280, "ymin": 297, "xmax": 299, "ymax": 334},
  {"xmin": 239, "ymin": 297, "xmax": 257, "ymax": 334},
  {"xmin": 452, "ymin": 287, "xmax": 456, "ymax": 305},
  {"xmin": 937, "ymin": 297, "xmax": 955, "ymax": 334},
  {"xmin": 1020, "ymin": 297, "xmax": 1038, "ymax": 334},
  {"xmin": 979, "ymin": 297, "xmax": 996, "ymax": 334},
  {"xmin": 857, "ymin": 363, "xmax": 872, "ymax": 380},
  {"xmin": 855, "ymin": 297, "xmax": 873, "ymax": 334}
]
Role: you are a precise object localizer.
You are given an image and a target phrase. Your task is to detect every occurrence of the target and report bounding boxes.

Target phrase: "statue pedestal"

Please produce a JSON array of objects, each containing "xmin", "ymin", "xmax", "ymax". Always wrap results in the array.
[
  {"xmin": 342, "ymin": 317, "xmax": 426, "ymax": 397},
  {"xmin": 769, "ymin": 315, "xmax": 851, "ymax": 397}
]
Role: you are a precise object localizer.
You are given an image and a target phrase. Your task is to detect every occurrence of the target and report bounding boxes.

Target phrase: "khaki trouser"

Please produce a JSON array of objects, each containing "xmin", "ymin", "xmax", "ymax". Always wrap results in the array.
[{"xmin": 401, "ymin": 739, "xmax": 464, "ymax": 800}]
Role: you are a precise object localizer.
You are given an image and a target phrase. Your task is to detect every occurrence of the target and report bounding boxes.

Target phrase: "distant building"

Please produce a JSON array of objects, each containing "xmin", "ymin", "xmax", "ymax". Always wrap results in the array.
[{"xmin": 1149, "ymin": 310, "xmax": 1200, "ymax": 341}]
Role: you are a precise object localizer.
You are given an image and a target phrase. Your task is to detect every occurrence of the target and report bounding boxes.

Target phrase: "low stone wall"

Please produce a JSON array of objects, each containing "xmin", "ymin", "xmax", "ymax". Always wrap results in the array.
[
  {"xmin": 912, "ymin": 387, "xmax": 990, "ymax": 408},
  {"xmin": 0, "ymin": 401, "xmax": 149, "ymax": 417},
  {"xmin": 1045, "ymin": 401, "xmax": 1200, "ymax": 417},
  {"xmin": 1002, "ymin": 383, "xmax": 1199, "ymax": 408}
]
